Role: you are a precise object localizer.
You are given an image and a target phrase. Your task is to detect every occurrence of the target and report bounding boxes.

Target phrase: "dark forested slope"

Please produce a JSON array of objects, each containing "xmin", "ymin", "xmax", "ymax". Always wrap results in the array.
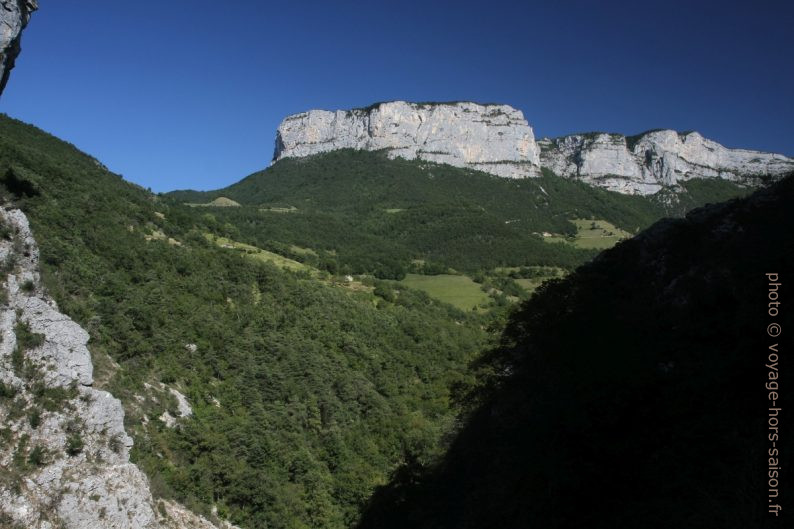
[{"xmin": 357, "ymin": 175, "xmax": 794, "ymax": 529}]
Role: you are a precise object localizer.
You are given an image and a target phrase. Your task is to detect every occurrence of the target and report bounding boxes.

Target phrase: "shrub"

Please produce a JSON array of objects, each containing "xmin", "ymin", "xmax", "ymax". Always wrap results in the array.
[
  {"xmin": 1, "ymin": 253, "xmax": 16, "ymax": 274},
  {"xmin": 65, "ymin": 433, "xmax": 84, "ymax": 456},
  {"xmin": 27, "ymin": 445, "xmax": 47, "ymax": 467},
  {"xmin": 15, "ymin": 320, "xmax": 44, "ymax": 351},
  {"xmin": 108, "ymin": 434, "xmax": 124, "ymax": 454},
  {"xmin": 32, "ymin": 382, "xmax": 77, "ymax": 412},
  {"xmin": 28, "ymin": 408, "xmax": 41, "ymax": 429},
  {"xmin": 0, "ymin": 381, "xmax": 16, "ymax": 399}
]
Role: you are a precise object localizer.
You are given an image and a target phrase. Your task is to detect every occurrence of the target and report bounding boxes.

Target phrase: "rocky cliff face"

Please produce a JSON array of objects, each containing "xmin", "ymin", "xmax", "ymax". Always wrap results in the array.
[
  {"xmin": 0, "ymin": 0, "xmax": 37, "ymax": 96},
  {"xmin": 0, "ymin": 207, "xmax": 237, "ymax": 529},
  {"xmin": 538, "ymin": 130, "xmax": 794, "ymax": 195},
  {"xmin": 273, "ymin": 101, "xmax": 794, "ymax": 195},
  {"xmin": 273, "ymin": 101, "xmax": 542, "ymax": 178}
]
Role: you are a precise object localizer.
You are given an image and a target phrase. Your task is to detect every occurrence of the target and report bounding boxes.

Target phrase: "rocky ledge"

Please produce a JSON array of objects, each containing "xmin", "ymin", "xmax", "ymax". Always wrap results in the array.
[
  {"xmin": 538, "ymin": 130, "xmax": 794, "ymax": 195},
  {"xmin": 273, "ymin": 101, "xmax": 541, "ymax": 178},
  {"xmin": 273, "ymin": 101, "xmax": 794, "ymax": 195}
]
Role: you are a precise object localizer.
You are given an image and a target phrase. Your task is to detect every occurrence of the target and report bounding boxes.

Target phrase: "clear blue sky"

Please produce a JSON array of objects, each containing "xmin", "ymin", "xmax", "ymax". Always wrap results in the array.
[{"xmin": 1, "ymin": 0, "xmax": 792, "ymax": 192}]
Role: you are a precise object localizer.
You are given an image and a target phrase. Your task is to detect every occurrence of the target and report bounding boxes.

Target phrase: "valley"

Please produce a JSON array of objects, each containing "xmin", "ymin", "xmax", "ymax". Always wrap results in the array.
[
  {"xmin": 0, "ymin": 115, "xmax": 489, "ymax": 527},
  {"xmin": 0, "ymin": 104, "xmax": 788, "ymax": 528},
  {"xmin": 0, "ymin": 2, "xmax": 791, "ymax": 527}
]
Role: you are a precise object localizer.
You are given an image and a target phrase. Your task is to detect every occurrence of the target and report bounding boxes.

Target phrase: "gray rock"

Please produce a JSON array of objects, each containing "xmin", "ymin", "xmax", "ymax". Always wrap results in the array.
[
  {"xmin": 169, "ymin": 387, "xmax": 192, "ymax": 418},
  {"xmin": 273, "ymin": 101, "xmax": 794, "ymax": 195},
  {"xmin": 274, "ymin": 101, "xmax": 541, "ymax": 178},
  {"xmin": 538, "ymin": 130, "xmax": 794, "ymax": 195},
  {"xmin": 0, "ymin": 207, "xmax": 237, "ymax": 529},
  {"xmin": 0, "ymin": 0, "xmax": 37, "ymax": 95}
]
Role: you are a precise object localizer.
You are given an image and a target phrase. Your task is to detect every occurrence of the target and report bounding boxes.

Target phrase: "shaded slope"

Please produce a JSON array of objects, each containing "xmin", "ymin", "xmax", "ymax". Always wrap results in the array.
[{"xmin": 358, "ymin": 175, "xmax": 794, "ymax": 529}]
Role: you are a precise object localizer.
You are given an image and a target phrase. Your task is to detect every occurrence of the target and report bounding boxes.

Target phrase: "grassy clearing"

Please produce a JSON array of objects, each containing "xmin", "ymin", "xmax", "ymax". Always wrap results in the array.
[
  {"xmin": 385, "ymin": 208, "xmax": 405, "ymax": 214},
  {"xmin": 259, "ymin": 206, "xmax": 298, "ymax": 213},
  {"xmin": 542, "ymin": 219, "xmax": 631, "ymax": 250},
  {"xmin": 206, "ymin": 234, "xmax": 311, "ymax": 272},
  {"xmin": 490, "ymin": 266, "xmax": 566, "ymax": 296},
  {"xmin": 570, "ymin": 219, "xmax": 631, "ymax": 249},
  {"xmin": 186, "ymin": 196, "xmax": 241, "ymax": 207},
  {"xmin": 207, "ymin": 235, "xmax": 373, "ymax": 294},
  {"xmin": 515, "ymin": 276, "xmax": 558, "ymax": 295},
  {"xmin": 290, "ymin": 244, "xmax": 317, "ymax": 257},
  {"xmin": 400, "ymin": 274, "xmax": 490, "ymax": 311}
]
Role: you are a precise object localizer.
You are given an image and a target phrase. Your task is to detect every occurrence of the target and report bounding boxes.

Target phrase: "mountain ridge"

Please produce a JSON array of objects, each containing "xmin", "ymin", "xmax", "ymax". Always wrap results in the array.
[
  {"xmin": 273, "ymin": 100, "xmax": 541, "ymax": 179},
  {"xmin": 538, "ymin": 129, "xmax": 793, "ymax": 194},
  {"xmin": 272, "ymin": 100, "xmax": 794, "ymax": 196}
]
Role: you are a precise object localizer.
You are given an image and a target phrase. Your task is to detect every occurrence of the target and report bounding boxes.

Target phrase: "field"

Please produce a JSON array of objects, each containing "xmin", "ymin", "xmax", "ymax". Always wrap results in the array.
[
  {"xmin": 400, "ymin": 273, "xmax": 490, "ymax": 311},
  {"xmin": 515, "ymin": 275, "xmax": 560, "ymax": 294},
  {"xmin": 543, "ymin": 219, "xmax": 631, "ymax": 249},
  {"xmin": 206, "ymin": 234, "xmax": 312, "ymax": 272},
  {"xmin": 491, "ymin": 266, "xmax": 566, "ymax": 296}
]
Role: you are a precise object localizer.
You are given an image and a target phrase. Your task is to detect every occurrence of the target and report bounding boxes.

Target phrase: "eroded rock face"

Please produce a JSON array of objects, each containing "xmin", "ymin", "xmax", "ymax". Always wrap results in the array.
[
  {"xmin": 274, "ymin": 102, "xmax": 794, "ymax": 195},
  {"xmin": 538, "ymin": 130, "xmax": 794, "ymax": 195},
  {"xmin": 0, "ymin": 207, "xmax": 237, "ymax": 529},
  {"xmin": 274, "ymin": 101, "xmax": 542, "ymax": 178},
  {"xmin": 0, "ymin": 0, "xmax": 37, "ymax": 96}
]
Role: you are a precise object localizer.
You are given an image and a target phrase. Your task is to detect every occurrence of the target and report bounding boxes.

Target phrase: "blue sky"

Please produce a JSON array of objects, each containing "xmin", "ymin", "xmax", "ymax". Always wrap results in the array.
[{"xmin": 1, "ymin": 0, "xmax": 792, "ymax": 192}]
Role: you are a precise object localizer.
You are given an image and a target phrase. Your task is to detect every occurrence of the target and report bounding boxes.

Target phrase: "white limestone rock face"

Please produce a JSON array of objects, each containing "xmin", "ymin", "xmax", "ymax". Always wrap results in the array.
[
  {"xmin": 273, "ymin": 101, "xmax": 793, "ymax": 195},
  {"xmin": 0, "ymin": 0, "xmax": 37, "ymax": 95},
  {"xmin": 539, "ymin": 130, "xmax": 794, "ymax": 195},
  {"xmin": 274, "ymin": 101, "xmax": 542, "ymax": 178},
  {"xmin": 0, "ymin": 207, "xmax": 237, "ymax": 529}
]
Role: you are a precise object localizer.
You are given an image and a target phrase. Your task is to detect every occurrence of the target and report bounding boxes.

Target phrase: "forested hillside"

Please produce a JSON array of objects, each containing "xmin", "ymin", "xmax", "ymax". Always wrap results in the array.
[
  {"xmin": 0, "ymin": 112, "xmax": 772, "ymax": 529},
  {"xmin": 357, "ymin": 175, "xmax": 794, "ymax": 529},
  {"xmin": 167, "ymin": 150, "xmax": 751, "ymax": 276},
  {"xmin": 0, "ymin": 114, "xmax": 490, "ymax": 528}
]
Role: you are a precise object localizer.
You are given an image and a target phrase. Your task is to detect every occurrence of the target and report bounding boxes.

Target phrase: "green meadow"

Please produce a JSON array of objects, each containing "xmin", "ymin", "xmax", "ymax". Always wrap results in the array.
[
  {"xmin": 400, "ymin": 273, "xmax": 490, "ymax": 310},
  {"xmin": 543, "ymin": 218, "xmax": 631, "ymax": 249}
]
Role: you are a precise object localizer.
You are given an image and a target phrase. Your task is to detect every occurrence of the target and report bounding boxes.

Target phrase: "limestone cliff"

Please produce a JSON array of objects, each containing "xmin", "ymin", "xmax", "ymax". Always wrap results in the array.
[
  {"xmin": 0, "ymin": 0, "xmax": 37, "ymax": 96},
  {"xmin": 538, "ymin": 130, "xmax": 794, "ymax": 195},
  {"xmin": 273, "ymin": 101, "xmax": 541, "ymax": 178},
  {"xmin": 0, "ymin": 207, "xmax": 237, "ymax": 529},
  {"xmin": 273, "ymin": 101, "xmax": 794, "ymax": 195}
]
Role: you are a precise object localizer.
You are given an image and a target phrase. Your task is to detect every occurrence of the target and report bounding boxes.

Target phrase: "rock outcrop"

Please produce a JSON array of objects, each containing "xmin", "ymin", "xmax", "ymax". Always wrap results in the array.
[
  {"xmin": 538, "ymin": 130, "xmax": 794, "ymax": 195},
  {"xmin": 273, "ymin": 101, "xmax": 794, "ymax": 195},
  {"xmin": 273, "ymin": 101, "xmax": 541, "ymax": 178},
  {"xmin": 0, "ymin": 0, "xmax": 37, "ymax": 96},
  {"xmin": 0, "ymin": 207, "xmax": 237, "ymax": 529}
]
